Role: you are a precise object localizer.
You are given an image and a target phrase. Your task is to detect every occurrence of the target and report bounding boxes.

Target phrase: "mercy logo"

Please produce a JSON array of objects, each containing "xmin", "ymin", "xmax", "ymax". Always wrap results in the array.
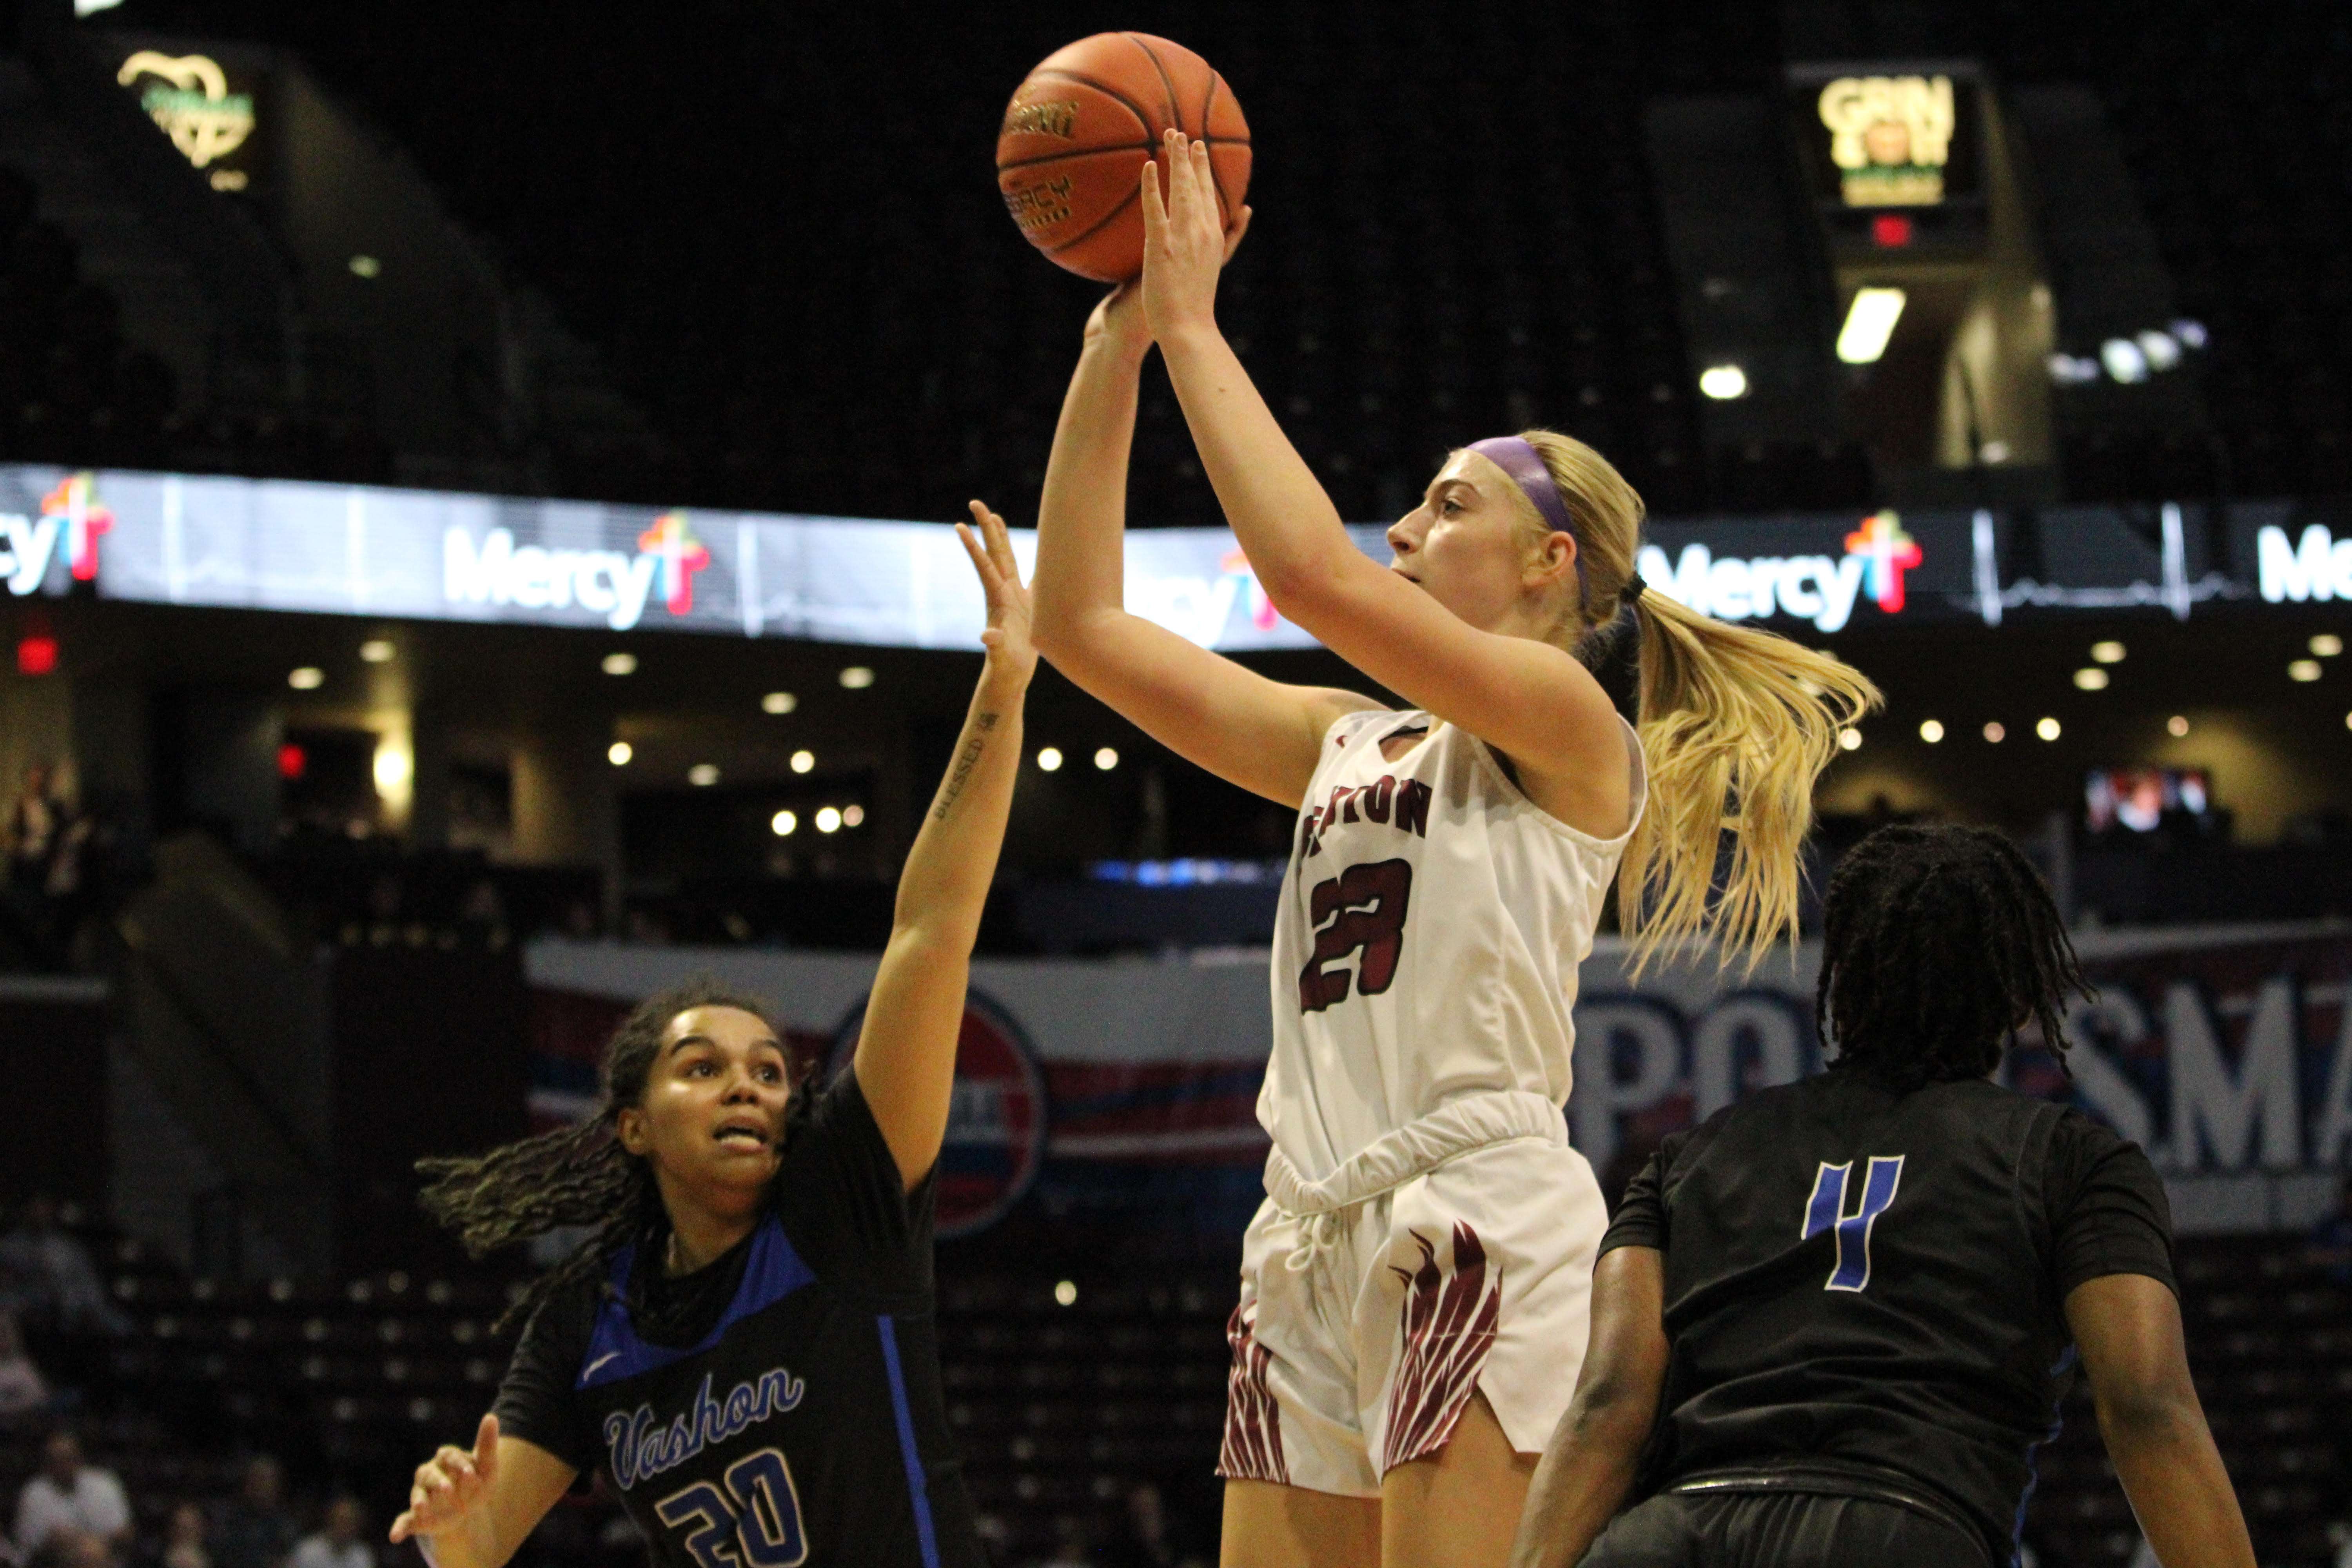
[
  {"xmin": 0, "ymin": 512, "xmax": 60, "ymax": 597},
  {"xmin": 2257, "ymin": 523, "xmax": 2352, "ymax": 602},
  {"xmin": 44, "ymin": 473, "xmax": 112, "ymax": 582},
  {"xmin": 1129, "ymin": 549, "xmax": 1279, "ymax": 648},
  {"xmin": 445, "ymin": 514, "xmax": 713, "ymax": 631},
  {"xmin": 1844, "ymin": 511, "xmax": 1921, "ymax": 612},
  {"xmin": 639, "ymin": 512, "xmax": 711, "ymax": 615},
  {"xmin": 1637, "ymin": 510, "xmax": 1923, "ymax": 633}
]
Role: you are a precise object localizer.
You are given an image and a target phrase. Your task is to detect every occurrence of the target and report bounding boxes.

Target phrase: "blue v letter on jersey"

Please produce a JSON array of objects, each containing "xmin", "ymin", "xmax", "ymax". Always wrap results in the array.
[{"xmin": 1802, "ymin": 1156, "xmax": 1904, "ymax": 1292}]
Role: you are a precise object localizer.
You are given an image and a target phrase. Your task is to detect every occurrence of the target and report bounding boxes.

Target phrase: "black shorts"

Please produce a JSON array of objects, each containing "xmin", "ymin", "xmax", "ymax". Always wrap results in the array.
[{"xmin": 1579, "ymin": 1488, "xmax": 1988, "ymax": 1568}]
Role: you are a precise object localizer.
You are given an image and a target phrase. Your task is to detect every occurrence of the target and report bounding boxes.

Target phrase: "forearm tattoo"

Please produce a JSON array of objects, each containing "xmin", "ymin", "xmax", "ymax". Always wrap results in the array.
[{"xmin": 933, "ymin": 711, "xmax": 999, "ymax": 820}]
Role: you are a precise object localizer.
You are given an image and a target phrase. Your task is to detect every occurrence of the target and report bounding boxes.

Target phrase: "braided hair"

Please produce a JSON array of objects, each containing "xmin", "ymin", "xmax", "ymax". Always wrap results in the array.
[
  {"xmin": 417, "ymin": 975, "xmax": 810, "ymax": 1334},
  {"xmin": 1815, "ymin": 824, "xmax": 2092, "ymax": 1091}
]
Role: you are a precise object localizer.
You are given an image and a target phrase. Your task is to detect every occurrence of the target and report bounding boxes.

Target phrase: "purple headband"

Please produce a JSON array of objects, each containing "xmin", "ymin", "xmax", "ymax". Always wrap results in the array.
[{"xmin": 1466, "ymin": 436, "xmax": 1586, "ymax": 607}]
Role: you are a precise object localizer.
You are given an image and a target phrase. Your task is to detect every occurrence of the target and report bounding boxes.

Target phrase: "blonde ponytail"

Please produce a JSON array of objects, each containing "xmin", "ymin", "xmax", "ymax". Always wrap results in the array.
[{"xmin": 1508, "ymin": 431, "xmax": 1882, "ymax": 974}]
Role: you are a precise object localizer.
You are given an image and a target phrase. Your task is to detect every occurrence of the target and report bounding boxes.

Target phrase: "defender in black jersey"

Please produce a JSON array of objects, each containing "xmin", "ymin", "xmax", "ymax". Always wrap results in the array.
[
  {"xmin": 1509, "ymin": 826, "xmax": 2256, "ymax": 1568},
  {"xmin": 386, "ymin": 504, "xmax": 1039, "ymax": 1568}
]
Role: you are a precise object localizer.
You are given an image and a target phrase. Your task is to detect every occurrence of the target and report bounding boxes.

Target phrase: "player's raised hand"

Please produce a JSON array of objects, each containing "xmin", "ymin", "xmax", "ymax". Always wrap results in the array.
[
  {"xmin": 958, "ymin": 502, "xmax": 1037, "ymax": 687},
  {"xmin": 1082, "ymin": 279, "xmax": 1151, "ymax": 358},
  {"xmin": 389, "ymin": 1412, "xmax": 501, "ymax": 1546},
  {"xmin": 1139, "ymin": 130, "xmax": 1250, "ymax": 342}
]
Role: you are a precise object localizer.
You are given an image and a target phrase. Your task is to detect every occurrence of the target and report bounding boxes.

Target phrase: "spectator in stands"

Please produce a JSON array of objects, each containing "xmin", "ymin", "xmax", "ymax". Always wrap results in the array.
[
  {"xmin": 2307, "ymin": 1172, "xmax": 2352, "ymax": 1286},
  {"xmin": 162, "ymin": 1504, "xmax": 211, "ymax": 1568},
  {"xmin": 27, "ymin": 1528, "xmax": 113, "ymax": 1568},
  {"xmin": 287, "ymin": 1498, "xmax": 370, "ymax": 1568},
  {"xmin": 209, "ymin": 1458, "xmax": 297, "ymax": 1568},
  {"xmin": 13, "ymin": 1429, "xmax": 131, "ymax": 1562},
  {"xmin": 0, "ymin": 1309, "xmax": 50, "ymax": 1420},
  {"xmin": 0, "ymin": 1196, "xmax": 127, "ymax": 1336}
]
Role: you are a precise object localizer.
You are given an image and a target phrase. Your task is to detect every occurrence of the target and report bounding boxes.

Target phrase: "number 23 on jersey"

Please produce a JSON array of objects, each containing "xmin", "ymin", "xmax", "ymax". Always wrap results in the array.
[{"xmin": 1298, "ymin": 859, "xmax": 1415, "ymax": 1013}]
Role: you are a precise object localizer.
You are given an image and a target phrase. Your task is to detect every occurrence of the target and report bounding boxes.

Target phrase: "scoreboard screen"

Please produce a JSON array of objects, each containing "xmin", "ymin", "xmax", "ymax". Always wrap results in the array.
[{"xmin": 1788, "ymin": 62, "xmax": 1987, "ymax": 249}]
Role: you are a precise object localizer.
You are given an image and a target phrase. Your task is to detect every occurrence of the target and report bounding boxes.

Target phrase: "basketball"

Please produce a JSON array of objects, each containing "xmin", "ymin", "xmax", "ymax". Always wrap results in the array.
[{"xmin": 996, "ymin": 32, "xmax": 1252, "ymax": 283}]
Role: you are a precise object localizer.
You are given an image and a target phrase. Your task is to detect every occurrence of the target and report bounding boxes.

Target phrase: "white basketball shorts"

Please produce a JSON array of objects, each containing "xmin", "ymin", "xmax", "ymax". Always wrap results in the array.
[{"xmin": 1217, "ymin": 1090, "xmax": 1609, "ymax": 1497}]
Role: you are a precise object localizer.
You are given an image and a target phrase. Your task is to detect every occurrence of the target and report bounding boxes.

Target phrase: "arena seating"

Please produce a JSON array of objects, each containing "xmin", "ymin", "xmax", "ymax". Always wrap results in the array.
[{"xmin": 2, "ymin": 1216, "xmax": 2334, "ymax": 1567}]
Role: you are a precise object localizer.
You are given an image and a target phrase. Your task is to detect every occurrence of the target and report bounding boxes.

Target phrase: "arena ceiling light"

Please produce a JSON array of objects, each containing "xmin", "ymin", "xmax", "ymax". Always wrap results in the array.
[
  {"xmin": 1982, "ymin": 722, "xmax": 2006, "ymax": 743},
  {"xmin": 288, "ymin": 666, "xmax": 324, "ymax": 690},
  {"xmin": 789, "ymin": 750, "xmax": 815, "ymax": 774},
  {"xmin": 843, "ymin": 804, "xmax": 865, "ymax": 826},
  {"xmin": 762, "ymin": 691, "xmax": 797, "ymax": 714},
  {"xmin": 1037, "ymin": 747, "xmax": 1064, "ymax": 772},
  {"xmin": 2312, "ymin": 634, "xmax": 2343, "ymax": 657},
  {"xmin": 838, "ymin": 666, "xmax": 875, "ymax": 690},
  {"xmin": 2090, "ymin": 641, "xmax": 2125, "ymax": 664},
  {"xmin": 1918, "ymin": 719, "xmax": 1944, "ymax": 743},
  {"xmin": 2288, "ymin": 659, "xmax": 2322, "ymax": 682},
  {"xmin": 2074, "ymin": 668, "xmax": 2110, "ymax": 690},
  {"xmin": 1094, "ymin": 747, "xmax": 1120, "ymax": 771},
  {"xmin": 815, "ymin": 806, "xmax": 842, "ymax": 834},
  {"xmin": 601, "ymin": 652, "xmax": 637, "ymax": 676},
  {"xmin": 770, "ymin": 809, "xmax": 797, "ymax": 837},
  {"xmin": 359, "ymin": 639, "xmax": 394, "ymax": 664},
  {"xmin": 1698, "ymin": 365, "xmax": 1749, "ymax": 400},
  {"xmin": 2036, "ymin": 717, "xmax": 2062, "ymax": 741},
  {"xmin": 1835, "ymin": 288, "xmax": 1906, "ymax": 365},
  {"xmin": 2167, "ymin": 715, "xmax": 2190, "ymax": 737},
  {"xmin": 688, "ymin": 763, "xmax": 720, "ymax": 786},
  {"xmin": 1837, "ymin": 727, "xmax": 1862, "ymax": 751},
  {"xmin": 607, "ymin": 742, "xmax": 633, "ymax": 766}
]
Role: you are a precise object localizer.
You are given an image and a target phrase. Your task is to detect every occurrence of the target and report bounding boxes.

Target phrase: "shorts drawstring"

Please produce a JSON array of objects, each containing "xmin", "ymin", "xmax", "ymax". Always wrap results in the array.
[{"xmin": 1285, "ymin": 1208, "xmax": 1350, "ymax": 1273}]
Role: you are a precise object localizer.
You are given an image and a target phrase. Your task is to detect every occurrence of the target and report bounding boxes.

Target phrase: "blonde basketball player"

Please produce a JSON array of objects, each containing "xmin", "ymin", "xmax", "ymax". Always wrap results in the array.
[{"xmin": 1029, "ymin": 131, "xmax": 1880, "ymax": 1568}]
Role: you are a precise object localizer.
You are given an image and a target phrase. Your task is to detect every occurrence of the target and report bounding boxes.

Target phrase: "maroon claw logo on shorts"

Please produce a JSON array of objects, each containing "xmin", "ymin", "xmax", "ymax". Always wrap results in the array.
[{"xmin": 1383, "ymin": 1223, "xmax": 1503, "ymax": 1471}]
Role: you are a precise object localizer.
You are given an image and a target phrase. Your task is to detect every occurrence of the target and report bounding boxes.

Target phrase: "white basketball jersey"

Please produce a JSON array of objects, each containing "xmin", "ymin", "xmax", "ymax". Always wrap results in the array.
[{"xmin": 1261, "ymin": 708, "xmax": 1646, "ymax": 1183}]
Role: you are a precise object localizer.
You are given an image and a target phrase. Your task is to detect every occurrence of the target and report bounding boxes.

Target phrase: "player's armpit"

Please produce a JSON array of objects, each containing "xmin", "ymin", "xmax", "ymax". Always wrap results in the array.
[
  {"xmin": 1508, "ymin": 1247, "xmax": 1667, "ymax": 1568},
  {"xmin": 2067, "ymin": 1274, "xmax": 2257, "ymax": 1568}
]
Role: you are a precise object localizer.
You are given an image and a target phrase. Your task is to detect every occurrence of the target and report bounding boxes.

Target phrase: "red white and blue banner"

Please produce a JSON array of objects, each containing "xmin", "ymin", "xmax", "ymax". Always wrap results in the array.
[{"xmin": 524, "ymin": 922, "xmax": 2348, "ymax": 1249}]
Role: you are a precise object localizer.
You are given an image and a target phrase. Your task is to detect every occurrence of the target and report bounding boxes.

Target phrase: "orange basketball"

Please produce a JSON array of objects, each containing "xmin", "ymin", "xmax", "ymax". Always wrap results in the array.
[{"xmin": 996, "ymin": 33, "xmax": 1251, "ymax": 283}]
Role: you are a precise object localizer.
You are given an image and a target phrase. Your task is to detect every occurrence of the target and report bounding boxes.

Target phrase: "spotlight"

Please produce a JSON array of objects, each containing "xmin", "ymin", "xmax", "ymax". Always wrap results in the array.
[
  {"xmin": 289, "ymin": 667, "xmax": 325, "ymax": 690},
  {"xmin": 608, "ymin": 742, "xmax": 633, "ymax": 766},
  {"xmin": 815, "ymin": 806, "xmax": 842, "ymax": 833},
  {"xmin": 2036, "ymin": 717, "xmax": 2062, "ymax": 742},
  {"xmin": 602, "ymin": 652, "xmax": 637, "ymax": 676},
  {"xmin": 1836, "ymin": 288, "xmax": 1906, "ymax": 365},
  {"xmin": 771, "ymin": 810, "xmax": 797, "ymax": 837},
  {"xmin": 1053, "ymin": 1280, "xmax": 1078, "ymax": 1307},
  {"xmin": 762, "ymin": 691, "xmax": 797, "ymax": 714},
  {"xmin": 1698, "ymin": 365, "xmax": 1749, "ymax": 400},
  {"xmin": 1918, "ymin": 719, "xmax": 1944, "ymax": 744},
  {"xmin": 1038, "ymin": 747, "xmax": 1063, "ymax": 772},
  {"xmin": 790, "ymin": 750, "xmax": 814, "ymax": 774}
]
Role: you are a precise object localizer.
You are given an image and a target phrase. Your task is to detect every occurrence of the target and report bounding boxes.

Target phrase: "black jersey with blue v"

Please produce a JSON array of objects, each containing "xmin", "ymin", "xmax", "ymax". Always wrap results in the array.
[{"xmin": 494, "ymin": 1073, "xmax": 982, "ymax": 1568}]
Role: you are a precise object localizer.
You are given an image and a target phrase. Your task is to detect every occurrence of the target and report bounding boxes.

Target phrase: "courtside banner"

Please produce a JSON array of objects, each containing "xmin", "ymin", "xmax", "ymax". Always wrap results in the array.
[
  {"xmin": 524, "ymin": 924, "xmax": 2349, "ymax": 1247},
  {"xmin": 1, "ymin": 463, "xmax": 2321, "ymax": 644}
]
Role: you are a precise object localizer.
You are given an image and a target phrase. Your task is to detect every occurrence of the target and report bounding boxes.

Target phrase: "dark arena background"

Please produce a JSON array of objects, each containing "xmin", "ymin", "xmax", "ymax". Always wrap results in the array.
[{"xmin": 1, "ymin": 0, "xmax": 2349, "ymax": 1564}]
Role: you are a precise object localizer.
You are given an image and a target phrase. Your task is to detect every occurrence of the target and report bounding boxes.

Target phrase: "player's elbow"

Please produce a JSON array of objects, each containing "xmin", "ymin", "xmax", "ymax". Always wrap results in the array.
[{"xmin": 2093, "ymin": 1375, "xmax": 2205, "ymax": 1452}]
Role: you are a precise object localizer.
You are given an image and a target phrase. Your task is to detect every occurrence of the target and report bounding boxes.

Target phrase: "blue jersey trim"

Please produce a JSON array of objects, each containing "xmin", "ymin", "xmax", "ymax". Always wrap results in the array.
[
  {"xmin": 877, "ymin": 1315, "xmax": 942, "ymax": 1568},
  {"xmin": 576, "ymin": 1213, "xmax": 817, "ymax": 1389}
]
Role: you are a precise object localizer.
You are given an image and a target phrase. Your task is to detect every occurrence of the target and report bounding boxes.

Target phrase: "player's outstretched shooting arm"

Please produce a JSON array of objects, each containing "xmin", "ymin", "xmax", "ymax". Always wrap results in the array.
[
  {"xmin": 1506, "ymin": 1247, "xmax": 1668, "ymax": 1568},
  {"xmin": 388, "ymin": 504, "xmax": 1036, "ymax": 1568}
]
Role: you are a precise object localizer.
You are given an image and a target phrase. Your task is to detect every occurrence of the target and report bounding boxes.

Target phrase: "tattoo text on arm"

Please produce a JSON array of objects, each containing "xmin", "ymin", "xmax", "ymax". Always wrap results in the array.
[{"xmin": 932, "ymin": 711, "xmax": 999, "ymax": 820}]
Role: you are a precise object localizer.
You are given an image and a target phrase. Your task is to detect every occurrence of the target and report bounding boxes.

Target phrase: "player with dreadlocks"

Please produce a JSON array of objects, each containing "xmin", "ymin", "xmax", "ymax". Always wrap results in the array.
[
  {"xmin": 1508, "ymin": 824, "xmax": 2256, "ymax": 1568},
  {"xmin": 384, "ymin": 503, "xmax": 1039, "ymax": 1568}
]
